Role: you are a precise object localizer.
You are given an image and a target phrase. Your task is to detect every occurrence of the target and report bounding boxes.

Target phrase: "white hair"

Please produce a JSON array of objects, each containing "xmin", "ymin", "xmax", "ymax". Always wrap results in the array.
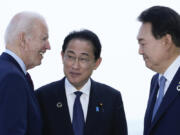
[{"xmin": 4, "ymin": 11, "xmax": 46, "ymax": 45}]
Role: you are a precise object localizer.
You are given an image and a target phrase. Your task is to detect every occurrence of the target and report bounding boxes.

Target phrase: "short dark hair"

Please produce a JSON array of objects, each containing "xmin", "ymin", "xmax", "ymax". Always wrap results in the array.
[
  {"xmin": 138, "ymin": 6, "xmax": 180, "ymax": 47},
  {"xmin": 62, "ymin": 29, "xmax": 102, "ymax": 60}
]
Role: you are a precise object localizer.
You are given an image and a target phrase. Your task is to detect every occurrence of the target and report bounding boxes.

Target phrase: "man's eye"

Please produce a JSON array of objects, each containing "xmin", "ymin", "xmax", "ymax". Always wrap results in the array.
[
  {"xmin": 80, "ymin": 58, "xmax": 89, "ymax": 62},
  {"xmin": 68, "ymin": 55, "xmax": 74, "ymax": 58},
  {"xmin": 67, "ymin": 55, "xmax": 76, "ymax": 61},
  {"xmin": 42, "ymin": 37, "xmax": 48, "ymax": 41}
]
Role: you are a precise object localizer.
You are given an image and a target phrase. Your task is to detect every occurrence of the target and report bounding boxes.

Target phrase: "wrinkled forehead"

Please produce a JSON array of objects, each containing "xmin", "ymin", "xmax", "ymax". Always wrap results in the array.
[
  {"xmin": 29, "ymin": 19, "xmax": 48, "ymax": 36},
  {"xmin": 34, "ymin": 18, "xmax": 48, "ymax": 30}
]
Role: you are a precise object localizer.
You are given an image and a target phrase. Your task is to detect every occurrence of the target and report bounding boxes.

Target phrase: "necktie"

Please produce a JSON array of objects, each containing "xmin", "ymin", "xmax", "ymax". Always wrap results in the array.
[
  {"xmin": 72, "ymin": 91, "xmax": 85, "ymax": 135},
  {"xmin": 26, "ymin": 72, "xmax": 34, "ymax": 90},
  {"xmin": 152, "ymin": 76, "xmax": 166, "ymax": 121}
]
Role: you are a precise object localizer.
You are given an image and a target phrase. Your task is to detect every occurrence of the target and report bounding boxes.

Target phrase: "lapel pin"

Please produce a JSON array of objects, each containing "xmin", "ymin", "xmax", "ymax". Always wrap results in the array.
[
  {"xmin": 56, "ymin": 102, "xmax": 63, "ymax": 108},
  {"xmin": 99, "ymin": 103, "xmax": 104, "ymax": 112},
  {"xmin": 176, "ymin": 81, "xmax": 180, "ymax": 92},
  {"xmin": 96, "ymin": 106, "xmax": 99, "ymax": 112},
  {"xmin": 99, "ymin": 103, "xmax": 103, "ymax": 107},
  {"xmin": 96, "ymin": 102, "xmax": 104, "ymax": 112}
]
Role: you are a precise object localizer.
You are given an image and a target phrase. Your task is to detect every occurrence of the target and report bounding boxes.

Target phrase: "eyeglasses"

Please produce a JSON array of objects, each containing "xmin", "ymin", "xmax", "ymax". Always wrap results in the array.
[{"xmin": 64, "ymin": 54, "xmax": 93, "ymax": 66}]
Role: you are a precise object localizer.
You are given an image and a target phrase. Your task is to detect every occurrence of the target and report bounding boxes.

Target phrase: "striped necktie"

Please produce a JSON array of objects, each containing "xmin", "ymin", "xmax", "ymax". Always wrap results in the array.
[{"xmin": 152, "ymin": 76, "xmax": 166, "ymax": 121}]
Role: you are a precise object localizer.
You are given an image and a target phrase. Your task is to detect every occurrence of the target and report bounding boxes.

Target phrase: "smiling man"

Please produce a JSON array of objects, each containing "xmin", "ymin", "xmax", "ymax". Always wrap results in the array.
[
  {"xmin": 0, "ymin": 11, "xmax": 50, "ymax": 135},
  {"xmin": 36, "ymin": 29, "xmax": 127, "ymax": 135},
  {"xmin": 137, "ymin": 6, "xmax": 180, "ymax": 135}
]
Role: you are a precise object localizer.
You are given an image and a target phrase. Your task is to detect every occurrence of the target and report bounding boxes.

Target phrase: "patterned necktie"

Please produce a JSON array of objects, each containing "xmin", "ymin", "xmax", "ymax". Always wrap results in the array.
[
  {"xmin": 72, "ymin": 91, "xmax": 85, "ymax": 135},
  {"xmin": 26, "ymin": 72, "xmax": 34, "ymax": 90},
  {"xmin": 152, "ymin": 76, "xmax": 166, "ymax": 121}
]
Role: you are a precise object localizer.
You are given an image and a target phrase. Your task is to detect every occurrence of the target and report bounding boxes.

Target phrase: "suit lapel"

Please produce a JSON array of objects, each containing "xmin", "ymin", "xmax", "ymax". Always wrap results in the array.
[
  {"xmin": 53, "ymin": 79, "xmax": 74, "ymax": 135},
  {"xmin": 1, "ymin": 53, "xmax": 39, "ymax": 101},
  {"xmin": 1, "ymin": 52, "xmax": 24, "ymax": 73},
  {"xmin": 144, "ymin": 76, "xmax": 159, "ymax": 134},
  {"xmin": 150, "ymin": 68, "xmax": 180, "ymax": 130},
  {"xmin": 84, "ymin": 80, "xmax": 102, "ymax": 135}
]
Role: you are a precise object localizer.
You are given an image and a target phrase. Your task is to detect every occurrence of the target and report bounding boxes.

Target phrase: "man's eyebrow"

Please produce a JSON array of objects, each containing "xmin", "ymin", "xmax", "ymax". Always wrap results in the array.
[
  {"xmin": 66, "ymin": 50, "xmax": 75, "ymax": 54},
  {"xmin": 80, "ymin": 53, "xmax": 89, "ymax": 57}
]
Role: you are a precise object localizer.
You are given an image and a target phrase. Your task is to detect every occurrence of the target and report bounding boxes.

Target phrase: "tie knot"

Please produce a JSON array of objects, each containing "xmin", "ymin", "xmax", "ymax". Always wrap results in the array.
[
  {"xmin": 159, "ymin": 76, "xmax": 166, "ymax": 86},
  {"xmin": 74, "ymin": 91, "xmax": 83, "ymax": 97},
  {"xmin": 26, "ymin": 72, "xmax": 31, "ymax": 78}
]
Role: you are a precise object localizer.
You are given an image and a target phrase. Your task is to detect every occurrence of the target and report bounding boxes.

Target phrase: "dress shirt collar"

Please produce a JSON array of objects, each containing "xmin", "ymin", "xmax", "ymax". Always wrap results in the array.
[
  {"xmin": 159, "ymin": 55, "xmax": 180, "ymax": 82},
  {"xmin": 5, "ymin": 49, "xmax": 27, "ymax": 74},
  {"xmin": 65, "ymin": 78, "xmax": 91, "ymax": 96}
]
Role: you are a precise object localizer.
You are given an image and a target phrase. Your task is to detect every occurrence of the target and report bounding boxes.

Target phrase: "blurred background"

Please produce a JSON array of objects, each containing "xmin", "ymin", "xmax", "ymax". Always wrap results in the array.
[{"xmin": 0, "ymin": 0, "xmax": 179, "ymax": 134}]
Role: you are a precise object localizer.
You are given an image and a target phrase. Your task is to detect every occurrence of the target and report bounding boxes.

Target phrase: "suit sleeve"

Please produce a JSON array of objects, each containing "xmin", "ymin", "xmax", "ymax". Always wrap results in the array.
[
  {"xmin": 114, "ymin": 92, "xmax": 128, "ymax": 135},
  {"xmin": 0, "ymin": 73, "xmax": 28, "ymax": 135}
]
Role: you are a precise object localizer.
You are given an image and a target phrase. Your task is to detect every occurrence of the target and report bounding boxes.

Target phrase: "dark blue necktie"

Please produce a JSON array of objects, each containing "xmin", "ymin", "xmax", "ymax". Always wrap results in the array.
[
  {"xmin": 152, "ymin": 76, "xmax": 166, "ymax": 121},
  {"xmin": 72, "ymin": 91, "xmax": 85, "ymax": 135}
]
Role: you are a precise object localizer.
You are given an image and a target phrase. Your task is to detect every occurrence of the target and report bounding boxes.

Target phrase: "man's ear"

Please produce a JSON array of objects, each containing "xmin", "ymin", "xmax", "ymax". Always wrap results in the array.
[
  {"xmin": 19, "ymin": 32, "xmax": 26, "ymax": 49},
  {"xmin": 162, "ymin": 34, "xmax": 173, "ymax": 49}
]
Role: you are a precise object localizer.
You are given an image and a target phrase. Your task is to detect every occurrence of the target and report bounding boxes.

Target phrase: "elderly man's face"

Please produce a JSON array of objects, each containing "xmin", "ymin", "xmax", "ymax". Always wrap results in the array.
[{"xmin": 24, "ymin": 20, "xmax": 50, "ymax": 69}]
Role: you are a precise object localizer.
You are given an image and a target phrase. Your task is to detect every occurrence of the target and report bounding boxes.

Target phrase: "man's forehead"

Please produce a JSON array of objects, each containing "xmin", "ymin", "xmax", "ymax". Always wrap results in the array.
[{"xmin": 137, "ymin": 23, "xmax": 152, "ymax": 39}]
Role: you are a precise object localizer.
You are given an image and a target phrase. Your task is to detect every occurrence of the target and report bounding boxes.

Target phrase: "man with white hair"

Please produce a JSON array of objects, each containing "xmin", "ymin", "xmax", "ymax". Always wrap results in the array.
[{"xmin": 0, "ymin": 11, "xmax": 50, "ymax": 135}]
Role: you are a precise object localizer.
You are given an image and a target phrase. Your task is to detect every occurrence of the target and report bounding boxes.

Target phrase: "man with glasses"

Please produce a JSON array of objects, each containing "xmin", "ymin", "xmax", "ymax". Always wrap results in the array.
[{"xmin": 36, "ymin": 29, "xmax": 127, "ymax": 135}]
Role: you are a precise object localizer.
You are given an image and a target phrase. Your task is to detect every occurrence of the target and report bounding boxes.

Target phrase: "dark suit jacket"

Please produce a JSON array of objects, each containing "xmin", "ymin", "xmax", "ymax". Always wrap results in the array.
[
  {"xmin": 0, "ymin": 53, "xmax": 42, "ymax": 135},
  {"xmin": 144, "ymin": 67, "xmax": 180, "ymax": 135},
  {"xmin": 36, "ymin": 78, "xmax": 127, "ymax": 135}
]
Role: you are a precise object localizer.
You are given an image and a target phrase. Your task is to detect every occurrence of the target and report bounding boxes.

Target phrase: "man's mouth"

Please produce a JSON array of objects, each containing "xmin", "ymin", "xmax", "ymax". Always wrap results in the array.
[
  {"xmin": 143, "ymin": 55, "xmax": 148, "ymax": 61},
  {"xmin": 70, "ymin": 72, "xmax": 81, "ymax": 78},
  {"xmin": 40, "ymin": 51, "xmax": 45, "ymax": 57}
]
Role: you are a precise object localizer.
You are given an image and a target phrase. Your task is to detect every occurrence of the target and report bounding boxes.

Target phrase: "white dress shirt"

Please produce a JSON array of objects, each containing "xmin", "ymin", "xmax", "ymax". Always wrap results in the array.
[
  {"xmin": 65, "ymin": 78, "xmax": 91, "ymax": 122},
  {"xmin": 159, "ymin": 55, "xmax": 180, "ymax": 96},
  {"xmin": 5, "ymin": 49, "xmax": 27, "ymax": 74}
]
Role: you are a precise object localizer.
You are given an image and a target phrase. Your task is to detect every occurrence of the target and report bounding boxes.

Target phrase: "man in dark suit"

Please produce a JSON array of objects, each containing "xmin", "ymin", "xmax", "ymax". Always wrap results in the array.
[
  {"xmin": 36, "ymin": 29, "xmax": 127, "ymax": 135},
  {"xmin": 0, "ymin": 11, "xmax": 50, "ymax": 135},
  {"xmin": 137, "ymin": 6, "xmax": 180, "ymax": 135}
]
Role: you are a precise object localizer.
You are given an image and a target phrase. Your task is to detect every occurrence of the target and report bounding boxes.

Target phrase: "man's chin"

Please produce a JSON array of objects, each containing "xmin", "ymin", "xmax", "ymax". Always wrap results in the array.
[
  {"xmin": 145, "ymin": 63, "xmax": 154, "ymax": 71},
  {"xmin": 29, "ymin": 61, "xmax": 41, "ymax": 69}
]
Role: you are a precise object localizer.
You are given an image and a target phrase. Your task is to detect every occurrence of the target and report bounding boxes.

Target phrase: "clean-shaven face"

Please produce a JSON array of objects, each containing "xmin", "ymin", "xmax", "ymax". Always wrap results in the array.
[
  {"xmin": 25, "ymin": 20, "xmax": 50, "ymax": 69},
  {"xmin": 62, "ymin": 39, "xmax": 101, "ymax": 90},
  {"xmin": 137, "ymin": 22, "xmax": 166, "ymax": 72}
]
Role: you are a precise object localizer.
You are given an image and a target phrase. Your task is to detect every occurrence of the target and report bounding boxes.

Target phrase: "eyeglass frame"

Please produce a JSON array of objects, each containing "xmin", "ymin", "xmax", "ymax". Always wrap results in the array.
[{"xmin": 63, "ymin": 53, "xmax": 96, "ymax": 66}]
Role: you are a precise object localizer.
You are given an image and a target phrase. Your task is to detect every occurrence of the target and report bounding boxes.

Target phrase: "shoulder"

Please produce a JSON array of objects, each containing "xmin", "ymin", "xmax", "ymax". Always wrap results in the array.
[
  {"xmin": 36, "ymin": 78, "xmax": 64, "ymax": 95},
  {"xmin": 0, "ymin": 71, "xmax": 28, "ymax": 101},
  {"xmin": 35, "ymin": 78, "xmax": 65, "ymax": 106},
  {"xmin": 0, "ymin": 60, "xmax": 26, "ymax": 84},
  {"xmin": 91, "ymin": 79, "xmax": 121, "ymax": 96},
  {"xmin": 0, "ymin": 58, "xmax": 23, "ymax": 76},
  {"xmin": 0, "ymin": 53, "xmax": 28, "ymax": 91},
  {"xmin": 91, "ymin": 79, "xmax": 124, "ymax": 108}
]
